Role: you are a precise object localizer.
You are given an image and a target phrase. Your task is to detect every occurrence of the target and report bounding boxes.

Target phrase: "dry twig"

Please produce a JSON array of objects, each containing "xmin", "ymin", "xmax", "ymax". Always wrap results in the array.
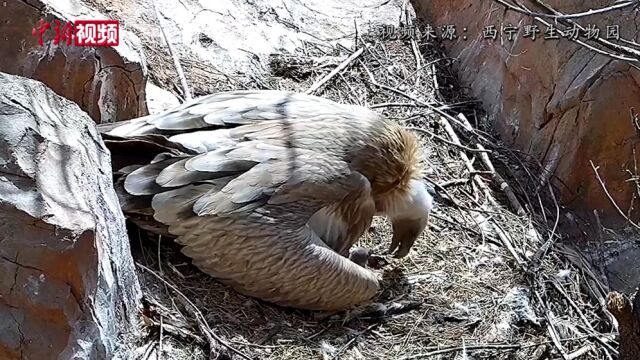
[
  {"xmin": 306, "ymin": 48, "xmax": 364, "ymax": 94},
  {"xmin": 493, "ymin": 0, "xmax": 639, "ymax": 20},
  {"xmin": 137, "ymin": 263, "xmax": 252, "ymax": 360},
  {"xmin": 150, "ymin": 0, "xmax": 192, "ymax": 101},
  {"xmin": 590, "ymin": 160, "xmax": 640, "ymax": 231}
]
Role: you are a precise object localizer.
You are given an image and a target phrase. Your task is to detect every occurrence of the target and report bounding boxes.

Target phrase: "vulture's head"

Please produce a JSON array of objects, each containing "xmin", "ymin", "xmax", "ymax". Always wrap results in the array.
[
  {"xmin": 387, "ymin": 179, "xmax": 433, "ymax": 257},
  {"xmin": 376, "ymin": 179, "xmax": 433, "ymax": 258}
]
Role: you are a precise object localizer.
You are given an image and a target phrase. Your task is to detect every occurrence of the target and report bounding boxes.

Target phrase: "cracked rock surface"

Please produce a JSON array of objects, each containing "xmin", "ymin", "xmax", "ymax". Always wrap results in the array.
[
  {"xmin": 0, "ymin": 0, "xmax": 148, "ymax": 124},
  {"xmin": 413, "ymin": 0, "xmax": 640, "ymax": 226},
  {"xmin": 79, "ymin": 0, "xmax": 408, "ymax": 96},
  {"xmin": 0, "ymin": 72, "xmax": 141, "ymax": 360}
]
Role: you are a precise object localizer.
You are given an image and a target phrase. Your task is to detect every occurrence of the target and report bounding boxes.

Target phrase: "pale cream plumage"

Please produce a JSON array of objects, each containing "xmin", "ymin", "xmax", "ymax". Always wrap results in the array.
[{"xmin": 99, "ymin": 90, "xmax": 433, "ymax": 311}]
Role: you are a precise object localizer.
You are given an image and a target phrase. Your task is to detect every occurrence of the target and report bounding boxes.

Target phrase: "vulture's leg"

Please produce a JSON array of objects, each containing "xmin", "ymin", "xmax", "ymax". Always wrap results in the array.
[{"xmin": 348, "ymin": 246, "xmax": 371, "ymax": 268}]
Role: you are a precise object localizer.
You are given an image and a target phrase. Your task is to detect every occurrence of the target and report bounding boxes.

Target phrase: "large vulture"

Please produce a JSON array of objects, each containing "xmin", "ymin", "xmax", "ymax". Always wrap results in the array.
[{"xmin": 99, "ymin": 90, "xmax": 433, "ymax": 311}]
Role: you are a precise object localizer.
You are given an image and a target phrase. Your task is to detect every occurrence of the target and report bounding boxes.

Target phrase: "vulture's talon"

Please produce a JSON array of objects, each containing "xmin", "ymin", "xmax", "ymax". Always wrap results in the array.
[{"xmin": 349, "ymin": 246, "xmax": 371, "ymax": 268}]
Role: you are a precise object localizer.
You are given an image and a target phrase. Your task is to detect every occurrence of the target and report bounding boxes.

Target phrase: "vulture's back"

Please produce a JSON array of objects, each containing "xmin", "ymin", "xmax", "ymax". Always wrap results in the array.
[{"xmin": 99, "ymin": 90, "xmax": 422, "ymax": 311}]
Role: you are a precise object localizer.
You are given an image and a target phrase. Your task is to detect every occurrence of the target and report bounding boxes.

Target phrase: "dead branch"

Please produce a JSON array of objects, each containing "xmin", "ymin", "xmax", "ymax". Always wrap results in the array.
[
  {"xmin": 306, "ymin": 48, "xmax": 364, "ymax": 94},
  {"xmin": 406, "ymin": 126, "xmax": 491, "ymax": 153},
  {"xmin": 530, "ymin": 183, "xmax": 561, "ymax": 268},
  {"xmin": 438, "ymin": 178, "xmax": 471, "ymax": 188},
  {"xmin": 590, "ymin": 160, "xmax": 640, "ymax": 231},
  {"xmin": 507, "ymin": 0, "xmax": 640, "ymax": 66},
  {"xmin": 397, "ymin": 343, "xmax": 522, "ymax": 360},
  {"xmin": 150, "ymin": 0, "xmax": 192, "ymax": 101},
  {"xmin": 534, "ymin": 0, "xmax": 640, "ymax": 58},
  {"xmin": 457, "ymin": 114, "xmax": 526, "ymax": 217},
  {"xmin": 137, "ymin": 263, "xmax": 251, "ymax": 360},
  {"xmin": 438, "ymin": 114, "xmax": 528, "ymax": 267},
  {"xmin": 566, "ymin": 335, "xmax": 614, "ymax": 360},
  {"xmin": 493, "ymin": 0, "xmax": 639, "ymax": 20}
]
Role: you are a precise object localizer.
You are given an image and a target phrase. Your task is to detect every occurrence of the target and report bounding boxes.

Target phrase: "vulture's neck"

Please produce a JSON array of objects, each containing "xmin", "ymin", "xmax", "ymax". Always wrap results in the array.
[{"xmin": 352, "ymin": 121, "xmax": 422, "ymax": 199}]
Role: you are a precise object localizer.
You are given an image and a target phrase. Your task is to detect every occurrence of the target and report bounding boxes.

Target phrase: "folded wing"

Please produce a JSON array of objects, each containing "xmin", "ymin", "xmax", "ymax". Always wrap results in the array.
[{"xmin": 100, "ymin": 91, "xmax": 381, "ymax": 310}]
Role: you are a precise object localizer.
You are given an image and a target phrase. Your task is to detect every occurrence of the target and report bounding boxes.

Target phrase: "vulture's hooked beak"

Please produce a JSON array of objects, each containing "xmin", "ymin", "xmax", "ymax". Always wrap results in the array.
[
  {"xmin": 384, "ymin": 180, "xmax": 434, "ymax": 258},
  {"xmin": 388, "ymin": 215, "xmax": 430, "ymax": 257}
]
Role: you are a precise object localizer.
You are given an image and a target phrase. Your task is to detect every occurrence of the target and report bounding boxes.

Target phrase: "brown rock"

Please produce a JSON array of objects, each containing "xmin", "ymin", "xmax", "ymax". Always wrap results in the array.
[
  {"xmin": 412, "ymin": 0, "xmax": 640, "ymax": 226},
  {"xmin": 0, "ymin": 72, "xmax": 141, "ymax": 359},
  {"xmin": 0, "ymin": 0, "xmax": 148, "ymax": 124}
]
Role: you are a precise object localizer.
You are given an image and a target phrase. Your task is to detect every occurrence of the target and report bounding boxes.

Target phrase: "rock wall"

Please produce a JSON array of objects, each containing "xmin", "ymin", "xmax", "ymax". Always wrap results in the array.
[
  {"xmin": 412, "ymin": 0, "xmax": 640, "ymax": 225},
  {"xmin": 80, "ymin": 0, "xmax": 411, "ymax": 96},
  {"xmin": 0, "ymin": 0, "xmax": 148, "ymax": 124},
  {"xmin": 0, "ymin": 72, "xmax": 141, "ymax": 359}
]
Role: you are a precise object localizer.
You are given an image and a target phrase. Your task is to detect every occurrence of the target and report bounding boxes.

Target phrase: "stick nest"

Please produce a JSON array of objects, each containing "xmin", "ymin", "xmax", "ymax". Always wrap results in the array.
[{"xmin": 122, "ymin": 31, "xmax": 618, "ymax": 360}]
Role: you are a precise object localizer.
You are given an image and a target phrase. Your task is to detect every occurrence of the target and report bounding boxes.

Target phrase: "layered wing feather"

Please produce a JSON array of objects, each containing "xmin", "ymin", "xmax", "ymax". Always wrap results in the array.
[
  {"xmin": 100, "ymin": 90, "xmax": 384, "ymax": 310},
  {"xmin": 101, "ymin": 90, "xmax": 374, "ymax": 138}
]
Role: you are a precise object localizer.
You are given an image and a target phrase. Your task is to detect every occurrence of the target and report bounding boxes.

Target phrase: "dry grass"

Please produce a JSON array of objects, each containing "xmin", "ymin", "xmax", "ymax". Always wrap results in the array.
[{"xmin": 117, "ymin": 26, "xmax": 618, "ymax": 360}]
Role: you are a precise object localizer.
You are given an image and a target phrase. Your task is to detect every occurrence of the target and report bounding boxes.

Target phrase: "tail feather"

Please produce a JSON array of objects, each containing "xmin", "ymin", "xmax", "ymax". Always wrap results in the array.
[
  {"xmin": 151, "ymin": 184, "xmax": 215, "ymax": 226},
  {"xmin": 123, "ymin": 156, "xmax": 185, "ymax": 195}
]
